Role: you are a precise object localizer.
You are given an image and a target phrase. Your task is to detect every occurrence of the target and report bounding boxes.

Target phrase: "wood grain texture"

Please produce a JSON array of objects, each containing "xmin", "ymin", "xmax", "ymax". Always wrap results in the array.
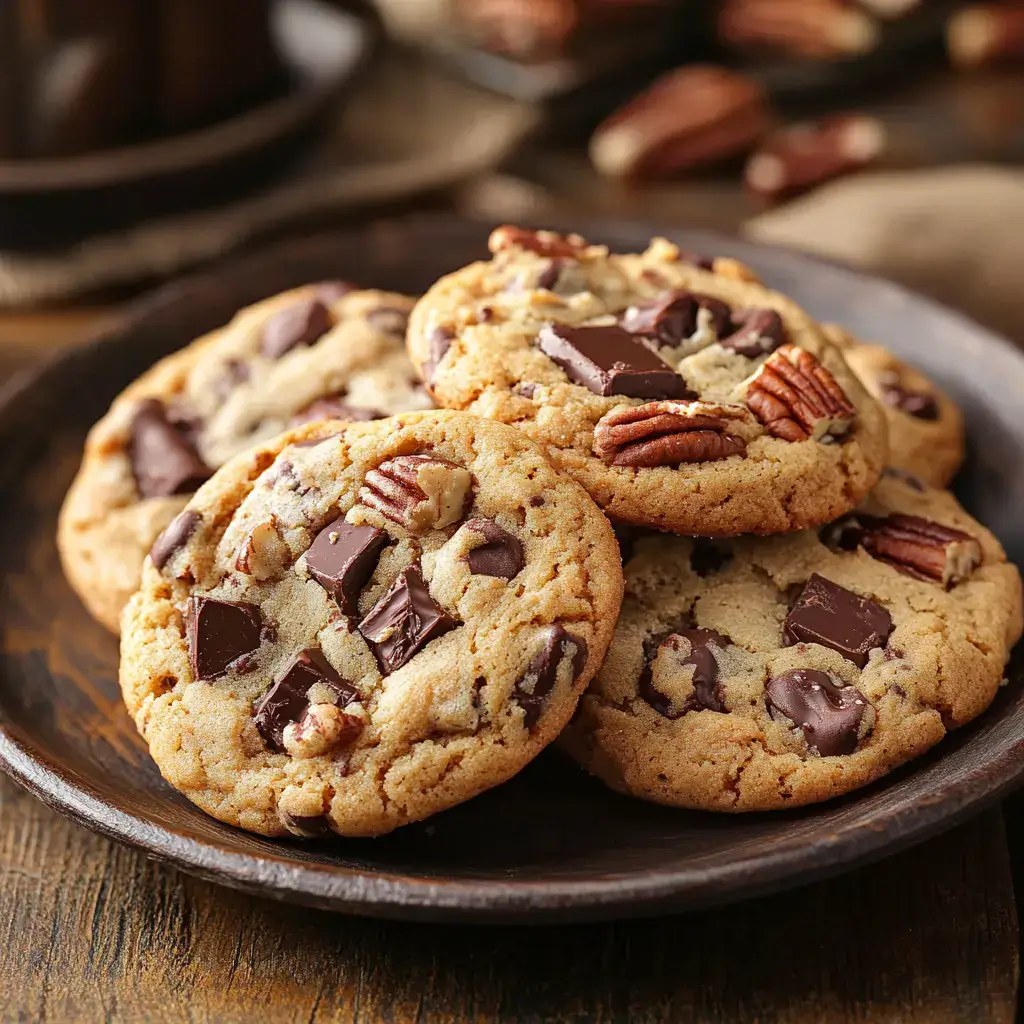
[{"xmin": 0, "ymin": 772, "xmax": 1016, "ymax": 1023}]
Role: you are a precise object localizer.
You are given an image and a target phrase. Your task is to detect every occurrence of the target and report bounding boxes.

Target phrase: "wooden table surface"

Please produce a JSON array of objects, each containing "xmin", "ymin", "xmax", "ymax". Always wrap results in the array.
[{"xmin": 1, "ymin": 295, "xmax": 1021, "ymax": 1023}]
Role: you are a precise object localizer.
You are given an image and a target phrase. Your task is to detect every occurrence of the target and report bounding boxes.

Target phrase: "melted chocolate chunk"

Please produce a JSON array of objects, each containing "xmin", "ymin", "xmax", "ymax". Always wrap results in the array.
[
  {"xmin": 784, "ymin": 574, "xmax": 893, "ymax": 669},
  {"xmin": 365, "ymin": 306, "xmax": 409, "ymax": 338},
  {"xmin": 253, "ymin": 648, "xmax": 359, "ymax": 752},
  {"xmin": 721, "ymin": 308, "xmax": 785, "ymax": 357},
  {"xmin": 358, "ymin": 565, "xmax": 458, "ymax": 675},
  {"xmin": 306, "ymin": 517, "xmax": 388, "ymax": 616},
  {"xmin": 879, "ymin": 374, "xmax": 939, "ymax": 421},
  {"xmin": 128, "ymin": 399, "xmax": 211, "ymax": 499},
  {"xmin": 639, "ymin": 627, "xmax": 730, "ymax": 718},
  {"xmin": 690, "ymin": 539, "xmax": 732, "ymax": 577},
  {"xmin": 424, "ymin": 325, "xmax": 455, "ymax": 385},
  {"xmin": 291, "ymin": 395, "xmax": 385, "ymax": 427},
  {"xmin": 465, "ymin": 519, "xmax": 525, "ymax": 580},
  {"xmin": 261, "ymin": 299, "xmax": 332, "ymax": 359},
  {"xmin": 149, "ymin": 510, "xmax": 201, "ymax": 571},
  {"xmin": 514, "ymin": 625, "xmax": 588, "ymax": 728},
  {"xmin": 766, "ymin": 668, "xmax": 867, "ymax": 756},
  {"xmin": 622, "ymin": 290, "xmax": 732, "ymax": 349},
  {"xmin": 538, "ymin": 323, "xmax": 694, "ymax": 400},
  {"xmin": 186, "ymin": 596, "xmax": 262, "ymax": 681},
  {"xmin": 281, "ymin": 812, "xmax": 335, "ymax": 838}
]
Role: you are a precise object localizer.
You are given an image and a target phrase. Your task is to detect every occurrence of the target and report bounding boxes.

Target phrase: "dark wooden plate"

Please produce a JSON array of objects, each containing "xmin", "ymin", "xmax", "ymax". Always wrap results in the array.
[{"xmin": 0, "ymin": 215, "xmax": 1021, "ymax": 924}]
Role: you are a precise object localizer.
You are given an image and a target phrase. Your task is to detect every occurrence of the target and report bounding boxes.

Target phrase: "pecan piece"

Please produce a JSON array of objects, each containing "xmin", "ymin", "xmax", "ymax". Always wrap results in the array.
[
  {"xmin": 746, "ymin": 345, "xmax": 855, "ymax": 442},
  {"xmin": 718, "ymin": 0, "xmax": 880, "ymax": 59},
  {"xmin": 856, "ymin": 514, "xmax": 982, "ymax": 588},
  {"xmin": 589, "ymin": 65, "xmax": 770, "ymax": 180},
  {"xmin": 488, "ymin": 225, "xmax": 588, "ymax": 259},
  {"xmin": 360, "ymin": 455, "xmax": 472, "ymax": 533},
  {"xmin": 594, "ymin": 401, "xmax": 747, "ymax": 468},
  {"xmin": 744, "ymin": 115, "xmax": 887, "ymax": 205},
  {"xmin": 948, "ymin": 4, "xmax": 1024, "ymax": 68}
]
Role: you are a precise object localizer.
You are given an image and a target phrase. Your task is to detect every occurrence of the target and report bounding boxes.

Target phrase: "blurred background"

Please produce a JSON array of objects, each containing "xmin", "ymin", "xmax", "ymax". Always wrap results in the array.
[{"xmin": 2, "ymin": 0, "xmax": 1024, "ymax": 373}]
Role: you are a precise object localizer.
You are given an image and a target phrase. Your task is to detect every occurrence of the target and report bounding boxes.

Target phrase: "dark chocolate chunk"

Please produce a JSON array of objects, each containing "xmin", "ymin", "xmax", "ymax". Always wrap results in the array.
[
  {"xmin": 213, "ymin": 359, "xmax": 251, "ymax": 400},
  {"xmin": 538, "ymin": 323, "xmax": 694, "ymax": 400},
  {"xmin": 465, "ymin": 519, "xmax": 525, "ymax": 580},
  {"xmin": 314, "ymin": 280, "xmax": 356, "ymax": 303},
  {"xmin": 128, "ymin": 399, "xmax": 211, "ymax": 499},
  {"xmin": 253, "ymin": 648, "xmax": 359, "ymax": 752},
  {"xmin": 424, "ymin": 325, "xmax": 455, "ymax": 384},
  {"xmin": 766, "ymin": 668, "xmax": 867, "ymax": 756},
  {"xmin": 514, "ymin": 625, "xmax": 588, "ymax": 728},
  {"xmin": 186, "ymin": 596, "xmax": 263, "ymax": 681},
  {"xmin": 879, "ymin": 374, "xmax": 939, "ymax": 421},
  {"xmin": 639, "ymin": 628, "xmax": 730, "ymax": 718},
  {"xmin": 621, "ymin": 290, "xmax": 731, "ymax": 348},
  {"xmin": 721, "ymin": 308, "xmax": 786, "ymax": 358},
  {"xmin": 281, "ymin": 811, "xmax": 335, "ymax": 838},
  {"xmin": 306, "ymin": 517, "xmax": 388, "ymax": 616},
  {"xmin": 517, "ymin": 382, "xmax": 537, "ymax": 399},
  {"xmin": 678, "ymin": 250, "xmax": 716, "ymax": 271},
  {"xmin": 291, "ymin": 395, "xmax": 385, "ymax": 427},
  {"xmin": 784, "ymin": 574, "xmax": 893, "ymax": 669},
  {"xmin": 150, "ymin": 510, "xmax": 201, "ymax": 571},
  {"xmin": 358, "ymin": 565, "xmax": 459, "ymax": 675},
  {"xmin": 690, "ymin": 539, "xmax": 732, "ymax": 577},
  {"xmin": 261, "ymin": 299, "xmax": 332, "ymax": 359},
  {"xmin": 365, "ymin": 306, "xmax": 409, "ymax": 338}
]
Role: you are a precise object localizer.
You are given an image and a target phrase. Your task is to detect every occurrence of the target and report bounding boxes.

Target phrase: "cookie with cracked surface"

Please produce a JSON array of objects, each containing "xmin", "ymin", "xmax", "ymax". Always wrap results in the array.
[
  {"xmin": 407, "ymin": 226, "xmax": 887, "ymax": 537},
  {"xmin": 58, "ymin": 285, "xmax": 432, "ymax": 633},
  {"xmin": 119, "ymin": 410, "xmax": 623, "ymax": 838},
  {"xmin": 825, "ymin": 324, "xmax": 964, "ymax": 488},
  {"xmin": 562, "ymin": 470, "xmax": 1022, "ymax": 812}
]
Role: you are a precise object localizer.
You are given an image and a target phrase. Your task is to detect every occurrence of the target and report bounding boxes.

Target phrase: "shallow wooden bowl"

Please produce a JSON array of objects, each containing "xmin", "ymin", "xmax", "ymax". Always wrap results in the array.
[{"xmin": 0, "ymin": 215, "xmax": 1021, "ymax": 923}]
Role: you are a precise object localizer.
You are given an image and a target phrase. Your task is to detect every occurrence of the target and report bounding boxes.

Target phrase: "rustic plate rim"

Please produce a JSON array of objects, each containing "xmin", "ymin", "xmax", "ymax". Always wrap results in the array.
[{"xmin": 1, "ymin": 214, "xmax": 1023, "ymax": 923}]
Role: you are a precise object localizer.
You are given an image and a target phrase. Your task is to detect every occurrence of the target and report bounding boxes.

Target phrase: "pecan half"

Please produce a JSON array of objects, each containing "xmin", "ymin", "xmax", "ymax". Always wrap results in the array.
[
  {"xmin": 718, "ymin": 0, "xmax": 880, "ymax": 59},
  {"xmin": 855, "ymin": 514, "xmax": 982, "ymax": 588},
  {"xmin": 488, "ymin": 225, "xmax": 588, "ymax": 259},
  {"xmin": 594, "ymin": 401, "xmax": 747, "ymax": 467},
  {"xmin": 589, "ymin": 65, "xmax": 770, "ymax": 180},
  {"xmin": 359, "ymin": 455, "xmax": 472, "ymax": 533},
  {"xmin": 948, "ymin": 4, "xmax": 1024, "ymax": 68},
  {"xmin": 746, "ymin": 345, "xmax": 855, "ymax": 442},
  {"xmin": 744, "ymin": 115, "xmax": 887, "ymax": 205}
]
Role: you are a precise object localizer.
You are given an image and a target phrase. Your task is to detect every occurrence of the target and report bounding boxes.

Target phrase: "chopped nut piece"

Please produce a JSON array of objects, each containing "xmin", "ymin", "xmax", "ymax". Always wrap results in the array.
[
  {"xmin": 360, "ymin": 455, "xmax": 472, "ymax": 533},
  {"xmin": 746, "ymin": 345, "xmax": 855, "ymax": 442},
  {"xmin": 235, "ymin": 519, "xmax": 289, "ymax": 580}
]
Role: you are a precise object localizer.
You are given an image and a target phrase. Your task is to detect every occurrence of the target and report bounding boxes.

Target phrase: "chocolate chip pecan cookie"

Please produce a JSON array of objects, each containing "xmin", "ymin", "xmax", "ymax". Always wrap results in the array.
[
  {"xmin": 119, "ymin": 410, "xmax": 622, "ymax": 838},
  {"xmin": 825, "ymin": 324, "xmax": 965, "ymax": 488},
  {"xmin": 562, "ymin": 469, "xmax": 1022, "ymax": 812},
  {"xmin": 407, "ymin": 226, "xmax": 888, "ymax": 537},
  {"xmin": 59, "ymin": 285, "xmax": 432, "ymax": 632}
]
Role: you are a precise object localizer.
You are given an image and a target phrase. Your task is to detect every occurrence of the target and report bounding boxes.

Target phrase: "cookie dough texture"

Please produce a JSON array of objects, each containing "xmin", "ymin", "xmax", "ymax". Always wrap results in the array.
[
  {"xmin": 408, "ymin": 227, "xmax": 888, "ymax": 537},
  {"xmin": 562, "ymin": 472, "xmax": 1022, "ymax": 812},
  {"xmin": 120, "ymin": 411, "xmax": 623, "ymax": 837},
  {"xmin": 59, "ymin": 286, "xmax": 431, "ymax": 632},
  {"xmin": 825, "ymin": 324, "xmax": 965, "ymax": 488}
]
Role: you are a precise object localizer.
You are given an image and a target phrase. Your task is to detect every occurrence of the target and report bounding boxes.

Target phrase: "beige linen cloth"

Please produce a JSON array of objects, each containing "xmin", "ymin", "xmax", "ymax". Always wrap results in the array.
[{"xmin": 745, "ymin": 165, "xmax": 1024, "ymax": 344}]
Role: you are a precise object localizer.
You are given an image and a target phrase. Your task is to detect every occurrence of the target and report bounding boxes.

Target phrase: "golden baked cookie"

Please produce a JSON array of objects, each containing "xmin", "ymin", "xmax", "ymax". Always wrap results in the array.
[
  {"xmin": 119, "ymin": 411, "xmax": 623, "ymax": 838},
  {"xmin": 562, "ymin": 470, "xmax": 1022, "ymax": 812},
  {"xmin": 408, "ymin": 226, "xmax": 888, "ymax": 537},
  {"xmin": 824, "ymin": 324, "xmax": 964, "ymax": 488},
  {"xmin": 59, "ymin": 285, "xmax": 431, "ymax": 632}
]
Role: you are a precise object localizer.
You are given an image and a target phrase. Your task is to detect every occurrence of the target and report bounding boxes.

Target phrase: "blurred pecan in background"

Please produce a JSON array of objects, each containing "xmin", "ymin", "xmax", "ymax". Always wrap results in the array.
[
  {"xmin": 744, "ymin": 115, "xmax": 888, "ymax": 204},
  {"xmin": 589, "ymin": 65, "xmax": 771, "ymax": 179},
  {"xmin": 454, "ymin": 0, "xmax": 670, "ymax": 60},
  {"xmin": 718, "ymin": 0, "xmax": 881, "ymax": 58},
  {"xmin": 947, "ymin": 3, "xmax": 1024, "ymax": 67}
]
